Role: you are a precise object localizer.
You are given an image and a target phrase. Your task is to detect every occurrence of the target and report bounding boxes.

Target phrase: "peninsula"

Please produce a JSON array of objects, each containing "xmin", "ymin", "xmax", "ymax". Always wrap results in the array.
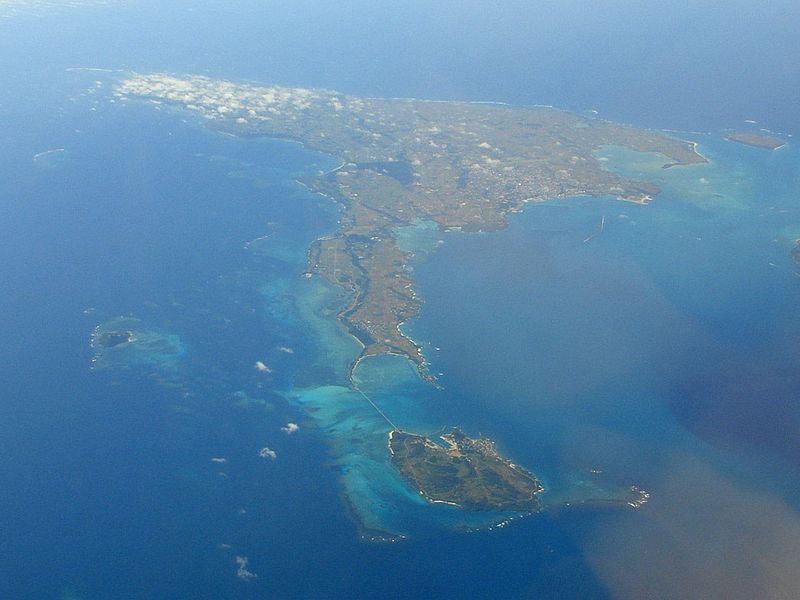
[
  {"xmin": 725, "ymin": 131, "xmax": 786, "ymax": 150},
  {"xmin": 116, "ymin": 74, "xmax": 707, "ymax": 379},
  {"xmin": 389, "ymin": 428, "xmax": 543, "ymax": 512}
]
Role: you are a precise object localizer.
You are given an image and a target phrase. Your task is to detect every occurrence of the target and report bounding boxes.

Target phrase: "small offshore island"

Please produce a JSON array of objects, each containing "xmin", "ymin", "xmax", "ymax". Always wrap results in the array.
[
  {"xmin": 725, "ymin": 131, "xmax": 786, "ymax": 150},
  {"xmin": 94, "ymin": 329, "xmax": 136, "ymax": 348},
  {"xmin": 115, "ymin": 74, "xmax": 707, "ymax": 382},
  {"xmin": 792, "ymin": 240, "xmax": 800, "ymax": 265},
  {"xmin": 389, "ymin": 427, "xmax": 544, "ymax": 512}
]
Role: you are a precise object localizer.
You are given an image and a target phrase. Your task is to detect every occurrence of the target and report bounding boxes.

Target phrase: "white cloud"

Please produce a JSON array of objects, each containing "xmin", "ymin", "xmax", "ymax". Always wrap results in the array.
[
  {"xmin": 258, "ymin": 447, "xmax": 277, "ymax": 460},
  {"xmin": 235, "ymin": 556, "xmax": 257, "ymax": 581},
  {"xmin": 281, "ymin": 422, "xmax": 299, "ymax": 435},
  {"xmin": 254, "ymin": 360, "xmax": 272, "ymax": 373}
]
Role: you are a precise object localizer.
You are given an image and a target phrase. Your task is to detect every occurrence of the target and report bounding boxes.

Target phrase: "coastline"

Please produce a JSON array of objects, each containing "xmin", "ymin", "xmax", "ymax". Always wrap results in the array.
[
  {"xmin": 115, "ymin": 74, "xmax": 710, "ymax": 391},
  {"xmin": 387, "ymin": 430, "xmax": 463, "ymax": 508}
]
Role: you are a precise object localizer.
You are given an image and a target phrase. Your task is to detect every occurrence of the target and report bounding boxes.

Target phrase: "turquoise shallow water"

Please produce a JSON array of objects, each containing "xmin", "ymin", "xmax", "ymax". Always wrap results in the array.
[
  {"xmin": 1, "ymin": 3, "xmax": 799, "ymax": 596},
  {"xmin": 2, "ymin": 74, "xmax": 798, "ymax": 597},
  {"xmin": 403, "ymin": 137, "xmax": 800, "ymax": 597}
]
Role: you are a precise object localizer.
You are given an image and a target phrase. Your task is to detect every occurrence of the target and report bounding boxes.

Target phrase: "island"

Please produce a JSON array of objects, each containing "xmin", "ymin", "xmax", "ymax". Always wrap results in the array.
[
  {"xmin": 389, "ymin": 427, "xmax": 544, "ymax": 512},
  {"xmin": 115, "ymin": 74, "xmax": 707, "ymax": 381},
  {"xmin": 94, "ymin": 329, "xmax": 136, "ymax": 348},
  {"xmin": 725, "ymin": 132, "xmax": 786, "ymax": 150}
]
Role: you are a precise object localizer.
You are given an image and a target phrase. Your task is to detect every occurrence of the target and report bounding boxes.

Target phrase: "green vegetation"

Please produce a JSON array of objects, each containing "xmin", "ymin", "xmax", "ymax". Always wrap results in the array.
[
  {"xmin": 389, "ymin": 428, "xmax": 544, "ymax": 512},
  {"xmin": 117, "ymin": 74, "xmax": 706, "ymax": 381},
  {"xmin": 725, "ymin": 132, "xmax": 786, "ymax": 150},
  {"xmin": 95, "ymin": 330, "xmax": 135, "ymax": 348}
]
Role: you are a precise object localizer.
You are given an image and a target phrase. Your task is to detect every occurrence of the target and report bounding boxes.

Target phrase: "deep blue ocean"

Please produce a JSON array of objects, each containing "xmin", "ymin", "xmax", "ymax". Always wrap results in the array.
[{"xmin": 1, "ymin": 2, "xmax": 799, "ymax": 598}]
